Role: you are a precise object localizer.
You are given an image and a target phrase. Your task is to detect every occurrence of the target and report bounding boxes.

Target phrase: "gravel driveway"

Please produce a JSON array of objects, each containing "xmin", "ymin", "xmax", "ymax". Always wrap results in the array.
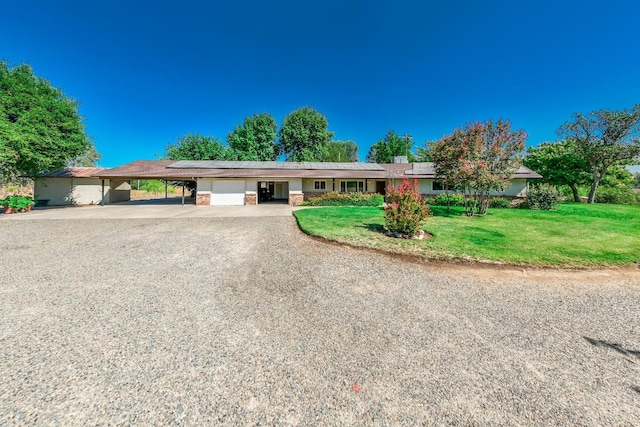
[{"xmin": 1, "ymin": 217, "xmax": 639, "ymax": 425}]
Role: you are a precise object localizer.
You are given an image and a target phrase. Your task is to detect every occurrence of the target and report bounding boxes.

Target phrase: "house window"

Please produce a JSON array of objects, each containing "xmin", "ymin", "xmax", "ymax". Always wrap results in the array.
[
  {"xmin": 314, "ymin": 180, "xmax": 326, "ymax": 190},
  {"xmin": 432, "ymin": 181, "xmax": 449, "ymax": 191},
  {"xmin": 340, "ymin": 181, "xmax": 364, "ymax": 192}
]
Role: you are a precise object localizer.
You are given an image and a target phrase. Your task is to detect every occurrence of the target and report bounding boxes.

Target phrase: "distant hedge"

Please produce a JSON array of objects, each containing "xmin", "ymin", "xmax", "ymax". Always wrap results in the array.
[{"xmin": 301, "ymin": 191, "xmax": 384, "ymax": 206}]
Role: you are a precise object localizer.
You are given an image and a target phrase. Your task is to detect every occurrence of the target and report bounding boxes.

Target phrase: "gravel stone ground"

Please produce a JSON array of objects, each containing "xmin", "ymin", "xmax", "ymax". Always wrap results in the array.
[{"xmin": 1, "ymin": 217, "xmax": 639, "ymax": 426}]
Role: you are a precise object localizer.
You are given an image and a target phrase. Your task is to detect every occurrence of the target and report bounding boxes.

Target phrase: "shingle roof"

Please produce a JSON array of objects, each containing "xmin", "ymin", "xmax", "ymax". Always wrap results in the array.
[
  {"xmin": 168, "ymin": 160, "xmax": 384, "ymax": 171},
  {"xmin": 92, "ymin": 160, "xmax": 388, "ymax": 179},
  {"xmin": 91, "ymin": 160, "xmax": 543, "ymax": 180},
  {"xmin": 403, "ymin": 163, "xmax": 542, "ymax": 179}
]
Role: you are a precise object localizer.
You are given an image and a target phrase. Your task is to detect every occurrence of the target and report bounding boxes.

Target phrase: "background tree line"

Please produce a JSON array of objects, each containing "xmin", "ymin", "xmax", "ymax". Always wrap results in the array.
[
  {"xmin": 2, "ymin": 60, "xmax": 638, "ymax": 205},
  {"xmin": 164, "ymin": 107, "xmax": 360, "ymax": 163}
]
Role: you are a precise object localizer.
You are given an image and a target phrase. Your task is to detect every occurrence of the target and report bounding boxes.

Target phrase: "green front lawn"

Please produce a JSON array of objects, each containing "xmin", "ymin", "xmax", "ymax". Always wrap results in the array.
[{"xmin": 293, "ymin": 203, "xmax": 640, "ymax": 266}]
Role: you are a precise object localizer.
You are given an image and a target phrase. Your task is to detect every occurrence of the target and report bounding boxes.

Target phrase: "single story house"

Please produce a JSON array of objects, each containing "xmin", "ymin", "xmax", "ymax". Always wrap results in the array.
[
  {"xmin": 88, "ymin": 159, "xmax": 541, "ymax": 206},
  {"xmin": 34, "ymin": 168, "xmax": 131, "ymax": 206}
]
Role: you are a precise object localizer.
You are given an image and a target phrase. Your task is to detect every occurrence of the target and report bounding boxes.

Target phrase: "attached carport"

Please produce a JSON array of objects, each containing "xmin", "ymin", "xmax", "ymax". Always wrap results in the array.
[{"xmin": 92, "ymin": 161, "xmax": 197, "ymax": 206}]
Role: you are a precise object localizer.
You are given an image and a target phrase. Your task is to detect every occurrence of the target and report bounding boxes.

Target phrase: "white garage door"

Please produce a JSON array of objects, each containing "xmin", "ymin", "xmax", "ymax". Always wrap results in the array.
[{"xmin": 212, "ymin": 180, "xmax": 245, "ymax": 206}]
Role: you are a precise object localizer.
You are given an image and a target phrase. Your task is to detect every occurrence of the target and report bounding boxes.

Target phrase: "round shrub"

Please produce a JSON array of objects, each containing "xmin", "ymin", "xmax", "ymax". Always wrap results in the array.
[
  {"xmin": 384, "ymin": 178, "xmax": 430, "ymax": 236},
  {"xmin": 489, "ymin": 197, "xmax": 511, "ymax": 209},
  {"xmin": 527, "ymin": 184, "xmax": 563, "ymax": 210},
  {"xmin": 432, "ymin": 193, "xmax": 465, "ymax": 207},
  {"xmin": 302, "ymin": 191, "xmax": 384, "ymax": 207},
  {"xmin": 594, "ymin": 186, "xmax": 639, "ymax": 205}
]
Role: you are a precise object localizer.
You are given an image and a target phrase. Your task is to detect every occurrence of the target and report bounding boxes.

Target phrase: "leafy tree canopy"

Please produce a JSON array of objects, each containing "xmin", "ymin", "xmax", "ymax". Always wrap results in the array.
[
  {"xmin": 227, "ymin": 113, "xmax": 279, "ymax": 161},
  {"xmin": 600, "ymin": 164, "xmax": 636, "ymax": 188},
  {"xmin": 431, "ymin": 119, "xmax": 526, "ymax": 216},
  {"xmin": 278, "ymin": 107, "xmax": 334, "ymax": 162},
  {"xmin": 523, "ymin": 140, "xmax": 591, "ymax": 202},
  {"xmin": 163, "ymin": 133, "xmax": 229, "ymax": 160},
  {"xmin": 323, "ymin": 140, "xmax": 359, "ymax": 162},
  {"xmin": 0, "ymin": 61, "xmax": 91, "ymax": 179},
  {"xmin": 558, "ymin": 104, "xmax": 640, "ymax": 202},
  {"xmin": 69, "ymin": 141, "xmax": 102, "ymax": 167},
  {"xmin": 366, "ymin": 130, "xmax": 415, "ymax": 163}
]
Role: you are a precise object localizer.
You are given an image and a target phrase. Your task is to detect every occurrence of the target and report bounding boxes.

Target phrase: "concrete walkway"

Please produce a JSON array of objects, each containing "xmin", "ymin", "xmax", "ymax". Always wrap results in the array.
[{"xmin": 0, "ymin": 202, "xmax": 293, "ymax": 219}]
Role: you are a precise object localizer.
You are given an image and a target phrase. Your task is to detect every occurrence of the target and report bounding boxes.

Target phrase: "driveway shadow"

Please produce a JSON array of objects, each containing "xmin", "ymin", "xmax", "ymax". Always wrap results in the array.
[{"xmin": 584, "ymin": 336, "xmax": 640, "ymax": 360}]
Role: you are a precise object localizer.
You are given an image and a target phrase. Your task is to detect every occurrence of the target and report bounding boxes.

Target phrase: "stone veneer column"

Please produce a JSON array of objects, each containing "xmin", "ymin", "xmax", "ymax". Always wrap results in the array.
[
  {"xmin": 245, "ymin": 192, "xmax": 257, "ymax": 205},
  {"xmin": 196, "ymin": 191, "xmax": 211, "ymax": 206},
  {"xmin": 288, "ymin": 192, "xmax": 304, "ymax": 206}
]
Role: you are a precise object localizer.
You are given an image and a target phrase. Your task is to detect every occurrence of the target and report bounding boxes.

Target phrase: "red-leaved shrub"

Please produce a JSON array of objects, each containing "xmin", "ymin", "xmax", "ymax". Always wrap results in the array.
[{"xmin": 384, "ymin": 178, "xmax": 430, "ymax": 236}]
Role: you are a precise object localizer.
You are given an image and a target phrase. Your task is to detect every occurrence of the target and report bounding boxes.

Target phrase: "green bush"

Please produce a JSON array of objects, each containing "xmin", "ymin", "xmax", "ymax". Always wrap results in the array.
[
  {"xmin": 301, "ymin": 191, "xmax": 383, "ymax": 207},
  {"xmin": 0, "ymin": 195, "xmax": 35, "ymax": 210},
  {"xmin": 594, "ymin": 186, "xmax": 639, "ymax": 205},
  {"xmin": 139, "ymin": 180, "xmax": 176, "ymax": 194},
  {"xmin": 384, "ymin": 178, "xmax": 430, "ymax": 236},
  {"xmin": 489, "ymin": 197, "xmax": 511, "ymax": 209},
  {"xmin": 431, "ymin": 193, "xmax": 465, "ymax": 207},
  {"xmin": 527, "ymin": 185, "xmax": 563, "ymax": 210}
]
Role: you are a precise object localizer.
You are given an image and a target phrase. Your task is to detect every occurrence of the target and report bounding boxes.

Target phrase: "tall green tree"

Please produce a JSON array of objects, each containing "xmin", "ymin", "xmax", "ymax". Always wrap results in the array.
[
  {"xmin": 0, "ymin": 61, "xmax": 91, "ymax": 179},
  {"xmin": 278, "ymin": 107, "xmax": 334, "ymax": 161},
  {"xmin": 366, "ymin": 130, "xmax": 415, "ymax": 163},
  {"xmin": 523, "ymin": 140, "xmax": 591, "ymax": 202},
  {"xmin": 323, "ymin": 140, "xmax": 359, "ymax": 162},
  {"xmin": 163, "ymin": 133, "xmax": 229, "ymax": 160},
  {"xmin": 431, "ymin": 119, "xmax": 526, "ymax": 216},
  {"xmin": 227, "ymin": 113, "xmax": 278, "ymax": 161},
  {"xmin": 69, "ymin": 141, "xmax": 102, "ymax": 167},
  {"xmin": 558, "ymin": 104, "xmax": 640, "ymax": 203}
]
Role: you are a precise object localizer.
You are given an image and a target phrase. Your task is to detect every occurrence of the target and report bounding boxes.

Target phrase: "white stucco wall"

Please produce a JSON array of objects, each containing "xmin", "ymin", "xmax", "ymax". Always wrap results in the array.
[
  {"xmin": 245, "ymin": 178, "xmax": 258, "ymax": 193},
  {"xmin": 288, "ymin": 178, "xmax": 302, "ymax": 192},
  {"xmin": 197, "ymin": 178, "xmax": 213, "ymax": 192},
  {"xmin": 109, "ymin": 180, "xmax": 131, "ymax": 203},
  {"xmin": 34, "ymin": 178, "xmax": 74, "ymax": 205},
  {"xmin": 492, "ymin": 179, "xmax": 527, "ymax": 197},
  {"xmin": 35, "ymin": 177, "xmax": 111, "ymax": 205},
  {"xmin": 414, "ymin": 178, "xmax": 528, "ymax": 197},
  {"xmin": 71, "ymin": 179, "xmax": 105, "ymax": 204},
  {"xmin": 418, "ymin": 180, "xmax": 431, "ymax": 194}
]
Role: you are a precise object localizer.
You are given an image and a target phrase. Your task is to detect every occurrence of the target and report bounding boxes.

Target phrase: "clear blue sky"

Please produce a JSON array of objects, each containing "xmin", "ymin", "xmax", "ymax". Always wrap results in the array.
[{"xmin": 2, "ymin": 1, "xmax": 639, "ymax": 167}]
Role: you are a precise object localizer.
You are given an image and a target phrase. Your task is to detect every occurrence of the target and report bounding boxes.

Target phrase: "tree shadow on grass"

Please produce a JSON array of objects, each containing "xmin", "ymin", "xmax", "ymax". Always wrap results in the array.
[
  {"xmin": 464, "ymin": 227, "xmax": 506, "ymax": 245},
  {"xmin": 360, "ymin": 223, "xmax": 384, "ymax": 233},
  {"xmin": 429, "ymin": 206, "xmax": 465, "ymax": 218}
]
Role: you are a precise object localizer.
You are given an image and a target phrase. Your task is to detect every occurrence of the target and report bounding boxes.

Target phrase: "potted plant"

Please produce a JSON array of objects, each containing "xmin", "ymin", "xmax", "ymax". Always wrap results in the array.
[{"xmin": 1, "ymin": 195, "xmax": 35, "ymax": 214}]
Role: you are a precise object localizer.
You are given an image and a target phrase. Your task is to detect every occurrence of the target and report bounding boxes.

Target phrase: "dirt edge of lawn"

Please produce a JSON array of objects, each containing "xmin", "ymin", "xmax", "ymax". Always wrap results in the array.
[{"xmin": 292, "ymin": 216, "xmax": 640, "ymax": 277}]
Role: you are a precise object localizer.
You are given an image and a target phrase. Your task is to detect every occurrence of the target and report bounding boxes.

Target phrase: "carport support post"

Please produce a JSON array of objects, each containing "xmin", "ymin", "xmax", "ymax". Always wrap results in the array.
[
  {"xmin": 181, "ymin": 182, "xmax": 185, "ymax": 206},
  {"xmin": 100, "ymin": 179, "xmax": 105, "ymax": 206},
  {"xmin": 165, "ymin": 181, "xmax": 168, "ymax": 199}
]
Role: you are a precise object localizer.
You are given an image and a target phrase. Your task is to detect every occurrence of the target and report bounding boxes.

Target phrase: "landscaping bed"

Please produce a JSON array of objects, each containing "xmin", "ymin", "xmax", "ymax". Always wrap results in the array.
[{"xmin": 293, "ymin": 203, "xmax": 640, "ymax": 267}]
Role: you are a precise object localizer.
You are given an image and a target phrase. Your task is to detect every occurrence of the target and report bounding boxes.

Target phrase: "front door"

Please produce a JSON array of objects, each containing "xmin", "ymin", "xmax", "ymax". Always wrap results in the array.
[{"xmin": 376, "ymin": 181, "xmax": 386, "ymax": 195}]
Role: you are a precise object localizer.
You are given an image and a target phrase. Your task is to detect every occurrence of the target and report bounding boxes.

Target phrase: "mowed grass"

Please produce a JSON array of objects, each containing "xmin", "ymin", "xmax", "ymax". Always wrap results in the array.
[{"xmin": 293, "ymin": 203, "xmax": 640, "ymax": 266}]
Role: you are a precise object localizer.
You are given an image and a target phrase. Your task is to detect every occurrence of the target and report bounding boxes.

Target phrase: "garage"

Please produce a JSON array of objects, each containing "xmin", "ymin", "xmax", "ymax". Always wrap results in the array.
[{"xmin": 212, "ymin": 180, "xmax": 245, "ymax": 206}]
